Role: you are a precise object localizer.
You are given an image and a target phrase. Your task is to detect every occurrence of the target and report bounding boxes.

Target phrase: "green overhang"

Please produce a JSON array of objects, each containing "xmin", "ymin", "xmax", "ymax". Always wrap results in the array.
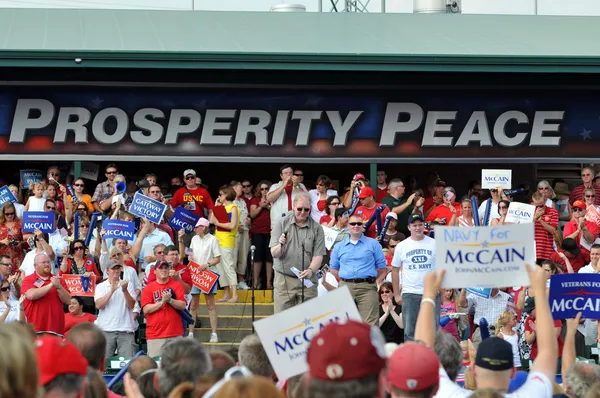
[{"xmin": 0, "ymin": 8, "xmax": 599, "ymax": 72}]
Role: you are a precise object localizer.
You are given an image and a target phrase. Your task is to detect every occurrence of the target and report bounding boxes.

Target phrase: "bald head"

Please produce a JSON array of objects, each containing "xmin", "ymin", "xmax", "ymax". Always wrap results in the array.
[
  {"xmin": 127, "ymin": 355, "xmax": 158, "ymax": 380},
  {"xmin": 34, "ymin": 253, "xmax": 52, "ymax": 276}
]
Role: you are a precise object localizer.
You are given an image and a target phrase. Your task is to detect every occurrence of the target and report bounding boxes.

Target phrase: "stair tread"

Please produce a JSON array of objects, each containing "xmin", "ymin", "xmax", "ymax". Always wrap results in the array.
[
  {"xmin": 195, "ymin": 327, "xmax": 253, "ymax": 331},
  {"xmin": 197, "ymin": 315, "xmax": 269, "ymax": 318}
]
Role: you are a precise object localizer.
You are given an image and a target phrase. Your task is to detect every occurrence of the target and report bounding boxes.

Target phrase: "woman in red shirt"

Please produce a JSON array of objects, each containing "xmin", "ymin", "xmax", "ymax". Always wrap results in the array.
[
  {"xmin": 64, "ymin": 296, "xmax": 96, "ymax": 336},
  {"xmin": 59, "ymin": 239, "xmax": 101, "ymax": 314},
  {"xmin": 563, "ymin": 200, "xmax": 597, "ymax": 253},
  {"xmin": 524, "ymin": 297, "xmax": 563, "ymax": 372},
  {"xmin": 250, "ymin": 180, "xmax": 273, "ymax": 290},
  {"xmin": 319, "ymin": 196, "xmax": 341, "ymax": 227}
]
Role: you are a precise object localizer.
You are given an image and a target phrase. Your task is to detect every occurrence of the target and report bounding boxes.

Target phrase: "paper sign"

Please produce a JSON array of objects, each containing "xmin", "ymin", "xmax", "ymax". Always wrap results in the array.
[
  {"xmin": 102, "ymin": 219, "xmax": 135, "ymax": 241},
  {"xmin": 466, "ymin": 287, "xmax": 492, "ymax": 299},
  {"xmin": 585, "ymin": 206, "xmax": 600, "ymax": 228},
  {"xmin": 22, "ymin": 212, "xmax": 55, "ymax": 233},
  {"xmin": 437, "ymin": 224, "xmax": 534, "ymax": 289},
  {"xmin": 188, "ymin": 261, "xmax": 220, "ymax": 294},
  {"xmin": 482, "ymin": 169, "xmax": 512, "ymax": 190},
  {"xmin": 70, "ymin": 161, "xmax": 100, "ymax": 181},
  {"xmin": 169, "ymin": 206, "xmax": 200, "ymax": 233},
  {"xmin": 549, "ymin": 273, "xmax": 600, "ymax": 319},
  {"xmin": 62, "ymin": 274, "xmax": 96, "ymax": 297},
  {"xmin": 20, "ymin": 169, "xmax": 44, "ymax": 189},
  {"xmin": 253, "ymin": 286, "xmax": 362, "ymax": 380},
  {"xmin": 505, "ymin": 202, "xmax": 535, "ymax": 224},
  {"xmin": 129, "ymin": 192, "xmax": 167, "ymax": 224},
  {"xmin": 322, "ymin": 226, "xmax": 340, "ymax": 251},
  {"xmin": 0, "ymin": 186, "xmax": 17, "ymax": 205}
]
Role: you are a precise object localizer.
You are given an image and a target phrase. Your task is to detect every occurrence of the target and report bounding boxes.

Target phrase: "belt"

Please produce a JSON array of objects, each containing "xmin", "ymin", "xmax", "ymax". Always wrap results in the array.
[{"xmin": 341, "ymin": 277, "xmax": 376, "ymax": 284}]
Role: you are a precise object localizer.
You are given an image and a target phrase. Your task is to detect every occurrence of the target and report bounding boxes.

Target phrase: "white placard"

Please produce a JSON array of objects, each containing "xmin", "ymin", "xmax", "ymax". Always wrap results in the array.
[
  {"xmin": 253, "ymin": 285, "xmax": 361, "ymax": 380},
  {"xmin": 322, "ymin": 225, "xmax": 339, "ymax": 250},
  {"xmin": 437, "ymin": 224, "xmax": 533, "ymax": 289},
  {"xmin": 70, "ymin": 162, "xmax": 100, "ymax": 181},
  {"xmin": 481, "ymin": 169, "xmax": 512, "ymax": 190},
  {"xmin": 505, "ymin": 202, "xmax": 535, "ymax": 224}
]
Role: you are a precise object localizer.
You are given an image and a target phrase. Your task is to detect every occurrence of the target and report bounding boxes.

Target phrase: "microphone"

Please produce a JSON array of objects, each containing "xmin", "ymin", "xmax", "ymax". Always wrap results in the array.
[{"xmin": 250, "ymin": 245, "xmax": 256, "ymax": 253}]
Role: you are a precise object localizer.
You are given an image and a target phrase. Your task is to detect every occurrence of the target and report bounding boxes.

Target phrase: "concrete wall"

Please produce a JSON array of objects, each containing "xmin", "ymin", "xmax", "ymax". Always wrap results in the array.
[{"xmin": 0, "ymin": 0, "xmax": 599, "ymax": 15}]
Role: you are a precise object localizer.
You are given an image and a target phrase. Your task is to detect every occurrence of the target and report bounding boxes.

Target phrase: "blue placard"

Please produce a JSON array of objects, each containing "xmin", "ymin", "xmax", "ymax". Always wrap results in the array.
[
  {"xmin": 169, "ymin": 206, "xmax": 200, "ymax": 233},
  {"xmin": 20, "ymin": 169, "xmax": 44, "ymax": 189},
  {"xmin": 466, "ymin": 287, "xmax": 492, "ymax": 299},
  {"xmin": 102, "ymin": 219, "xmax": 135, "ymax": 241},
  {"xmin": 22, "ymin": 211, "xmax": 55, "ymax": 233},
  {"xmin": 549, "ymin": 273, "xmax": 600, "ymax": 320},
  {"xmin": 0, "ymin": 186, "xmax": 17, "ymax": 205},
  {"xmin": 129, "ymin": 192, "xmax": 167, "ymax": 225}
]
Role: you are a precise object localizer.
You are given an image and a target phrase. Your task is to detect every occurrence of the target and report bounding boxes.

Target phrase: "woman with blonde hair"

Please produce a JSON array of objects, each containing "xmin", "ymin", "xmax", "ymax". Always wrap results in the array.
[
  {"xmin": 0, "ymin": 322, "xmax": 40, "ymax": 398},
  {"xmin": 0, "ymin": 201, "xmax": 26, "ymax": 271},
  {"xmin": 213, "ymin": 376, "xmax": 285, "ymax": 398},
  {"xmin": 537, "ymin": 180, "xmax": 557, "ymax": 209},
  {"xmin": 495, "ymin": 310, "xmax": 521, "ymax": 370}
]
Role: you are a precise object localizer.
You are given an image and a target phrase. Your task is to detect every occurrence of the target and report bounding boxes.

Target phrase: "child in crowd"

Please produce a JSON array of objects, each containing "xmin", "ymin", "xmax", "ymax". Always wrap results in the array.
[
  {"xmin": 440, "ymin": 288, "xmax": 460, "ymax": 342},
  {"xmin": 495, "ymin": 310, "xmax": 522, "ymax": 370},
  {"xmin": 24, "ymin": 182, "xmax": 46, "ymax": 212}
]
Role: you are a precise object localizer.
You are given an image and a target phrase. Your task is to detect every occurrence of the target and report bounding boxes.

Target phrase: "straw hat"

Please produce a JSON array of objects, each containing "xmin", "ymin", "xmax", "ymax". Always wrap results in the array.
[{"xmin": 554, "ymin": 182, "xmax": 570, "ymax": 195}]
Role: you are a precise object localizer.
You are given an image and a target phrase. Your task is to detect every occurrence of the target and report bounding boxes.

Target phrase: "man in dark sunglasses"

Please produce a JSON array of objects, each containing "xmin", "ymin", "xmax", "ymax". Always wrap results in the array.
[
  {"xmin": 570, "ymin": 166, "xmax": 600, "ymax": 206},
  {"xmin": 92, "ymin": 163, "xmax": 119, "ymax": 213},
  {"xmin": 270, "ymin": 192, "xmax": 326, "ymax": 313}
]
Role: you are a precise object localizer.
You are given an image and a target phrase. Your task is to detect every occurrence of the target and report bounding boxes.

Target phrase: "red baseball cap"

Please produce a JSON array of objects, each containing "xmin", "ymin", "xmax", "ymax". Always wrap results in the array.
[
  {"xmin": 357, "ymin": 187, "xmax": 375, "ymax": 199},
  {"xmin": 353, "ymin": 173, "xmax": 366, "ymax": 181},
  {"xmin": 387, "ymin": 343, "xmax": 440, "ymax": 392},
  {"xmin": 307, "ymin": 320, "xmax": 387, "ymax": 381},
  {"xmin": 36, "ymin": 335, "xmax": 88, "ymax": 385},
  {"xmin": 573, "ymin": 200, "xmax": 586, "ymax": 209}
]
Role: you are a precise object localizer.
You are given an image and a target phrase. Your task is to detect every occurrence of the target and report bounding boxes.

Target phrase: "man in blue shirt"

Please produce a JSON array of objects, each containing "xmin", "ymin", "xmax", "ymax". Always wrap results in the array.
[{"xmin": 330, "ymin": 214, "xmax": 387, "ymax": 325}]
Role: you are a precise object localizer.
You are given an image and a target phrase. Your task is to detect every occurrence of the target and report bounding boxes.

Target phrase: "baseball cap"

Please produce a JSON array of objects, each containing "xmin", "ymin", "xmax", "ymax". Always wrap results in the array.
[
  {"xmin": 572, "ymin": 200, "xmax": 586, "ymax": 209},
  {"xmin": 436, "ymin": 180, "xmax": 447, "ymax": 187},
  {"xmin": 108, "ymin": 260, "xmax": 123, "ymax": 269},
  {"xmin": 524, "ymin": 297, "xmax": 536, "ymax": 314},
  {"xmin": 386, "ymin": 212, "xmax": 398, "ymax": 220},
  {"xmin": 36, "ymin": 335, "xmax": 88, "ymax": 385},
  {"xmin": 307, "ymin": 320, "xmax": 386, "ymax": 381},
  {"xmin": 408, "ymin": 214, "xmax": 424, "ymax": 224},
  {"xmin": 388, "ymin": 343, "xmax": 440, "ymax": 392},
  {"xmin": 475, "ymin": 337, "xmax": 514, "ymax": 371},
  {"xmin": 157, "ymin": 260, "xmax": 172, "ymax": 269},
  {"xmin": 353, "ymin": 173, "xmax": 366, "ymax": 181},
  {"xmin": 562, "ymin": 238, "xmax": 580, "ymax": 256},
  {"xmin": 195, "ymin": 217, "xmax": 210, "ymax": 228},
  {"xmin": 183, "ymin": 169, "xmax": 196, "ymax": 177},
  {"xmin": 357, "ymin": 187, "xmax": 375, "ymax": 199}
]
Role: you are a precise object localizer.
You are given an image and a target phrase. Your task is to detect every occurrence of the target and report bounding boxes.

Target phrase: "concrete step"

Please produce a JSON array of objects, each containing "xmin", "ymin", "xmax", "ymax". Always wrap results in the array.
[
  {"xmin": 201, "ymin": 342, "xmax": 241, "ymax": 353},
  {"xmin": 193, "ymin": 327, "xmax": 253, "ymax": 342},
  {"xmin": 197, "ymin": 315, "xmax": 269, "ymax": 328},
  {"xmin": 199, "ymin": 289, "xmax": 273, "ymax": 304},
  {"xmin": 197, "ymin": 303, "xmax": 274, "ymax": 316}
]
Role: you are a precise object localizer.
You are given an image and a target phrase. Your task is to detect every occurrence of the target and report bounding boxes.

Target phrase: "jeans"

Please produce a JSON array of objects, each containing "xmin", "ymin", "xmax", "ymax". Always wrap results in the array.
[{"xmin": 402, "ymin": 293, "xmax": 440, "ymax": 341}]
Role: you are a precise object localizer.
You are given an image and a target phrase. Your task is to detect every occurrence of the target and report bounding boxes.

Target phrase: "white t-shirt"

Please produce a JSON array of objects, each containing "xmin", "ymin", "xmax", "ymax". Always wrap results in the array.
[
  {"xmin": 391, "ymin": 236, "xmax": 436, "ymax": 295},
  {"xmin": 189, "ymin": 233, "xmax": 221, "ymax": 271},
  {"xmin": 435, "ymin": 367, "xmax": 553, "ymax": 397},
  {"xmin": 478, "ymin": 201, "xmax": 500, "ymax": 226},
  {"xmin": 94, "ymin": 279, "xmax": 137, "ymax": 333},
  {"xmin": 0, "ymin": 300, "xmax": 20, "ymax": 323},
  {"xmin": 317, "ymin": 272, "xmax": 339, "ymax": 296},
  {"xmin": 27, "ymin": 196, "xmax": 46, "ymax": 212},
  {"xmin": 578, "ymin": 263, "xmax": 599, "ymax": 274}
]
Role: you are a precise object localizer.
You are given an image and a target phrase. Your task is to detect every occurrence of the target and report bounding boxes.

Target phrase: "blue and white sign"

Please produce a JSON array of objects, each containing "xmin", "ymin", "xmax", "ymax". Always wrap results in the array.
[
  {"xmin": 129, "ymin": 192, "xmax": 167, "ymax": 224},
  {"xmin": 22, "ymin": 211, "xmax": 55, "ymax": 233},
  {"xmin": 437, "ymin": 224, "xmax": 534, "ymax": 289},
  {"xmin": 505, "ymin": 202, "xmax": 536, "ymax": 224},
  {"xmin": 481, "ymin": 169, "xmax": 512, "ymax": 190},
  {"xmin": 466, "ymin": 287, "xmax": 492, "ymax": 299},
  {"xmin": 169, "ymin": 207, "xmax": 200, "ymax": 233},
  {"xmin": 102, "ymin": 219, "xmax": 135, "ymax": 241},
  {"xmin": 20, "ymin": 169, "xmax": 44, "ymax": 189},
  {"xmin": 549, "ymin": 274, "xmax": 600, "ymax": 320},
  {"xmin": 0, "ymin": 186, "xmax": 17, "ymax": 205}
]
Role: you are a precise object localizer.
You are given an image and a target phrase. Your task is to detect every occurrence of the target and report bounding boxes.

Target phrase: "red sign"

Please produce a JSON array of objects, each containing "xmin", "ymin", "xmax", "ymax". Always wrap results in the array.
[
  {"xmin": 62, "ymin": 275, "xmax": 96, "ymax": 297},
  {"xmin": 188, "ymin": 261, "xmax": 219, "ymax": 294},
  {"xmin": 586, "ymin": 206, "xmax": 600, "ymax": 227}
]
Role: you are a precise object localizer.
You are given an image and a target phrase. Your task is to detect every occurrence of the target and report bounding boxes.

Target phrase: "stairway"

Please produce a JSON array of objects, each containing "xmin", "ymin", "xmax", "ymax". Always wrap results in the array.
[{"xmin": 193, "ymin": 290, "xmax": 274, "ymax": 352}]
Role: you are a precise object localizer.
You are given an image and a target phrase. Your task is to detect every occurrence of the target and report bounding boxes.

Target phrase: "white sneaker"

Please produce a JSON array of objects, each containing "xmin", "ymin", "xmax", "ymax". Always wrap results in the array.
[
  {"xmin": 187, "ymin": 333, "xmax": 194, "ymax": 339},
  {"xmin": 209, "ymin": 333, "xmax": 219, "ymax": 343},
  {"xmin": 237, "ymin": 281, "xmax": 249, "ymax": 290}
]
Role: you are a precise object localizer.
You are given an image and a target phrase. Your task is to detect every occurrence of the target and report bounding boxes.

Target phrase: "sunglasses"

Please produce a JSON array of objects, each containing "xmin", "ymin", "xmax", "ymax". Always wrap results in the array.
[
  {"xmin": 573, "ymin": 208, "xmax": 585, "ymax": 212},
  {"xmin": 46, "ymin": 207, "xmax": 56, "ymax": 211},
  {"xmin": 0, "ymin": 263, "xmax": 11, "ymax": 266},
  {"xmin": 73, "ymin": 246, "xmax": 85, "ymax": 251},
  {"xmin": 242, "ymin": 185, "xmax": 252, "ymax": 188},
  {"xmin": 296, "ymin": 208, "xmax": 310, "ymax": 212},
  {"xmin": 4, "ymin": 212, "xmax": 14, "ymax": 216},
  {"xmin": 80, "ymin": 224, "xmax": 89, "ymax": 228},
  {"xmin": 586, "ymin": 195, "xmax": 596, "ymax": 198},
  {"xmin": 330, "ymin": 202, "xmax": 340, "ymax": 206},
  {"xmin": 74, "ymin": 183, "xmax": 85, "ymax": 187},
  {"xmin": 77, "ymin": 208, "xmax": 87, "ymax": 211},
  {"xmin": 149, "ymin": 191, "xmax": 161, "ymax": 194},
  {"xmin": 380, "ymin": 290, "xmax": 391, "ymax": 294},
  {"xmin": 490, "ymin": 189, "xmax": 498, "ymax": 193},
  {"xmin": 349, "ymin": 222, "xmax": 364, "ymax": 226},
  {"xmin": 0, "ymin": 287, "xmax": 9, "ymax": 292},
  {"xmin": 389, "ymin": 244, "xmax": 397, "ymax": 248},
  {"xmin": 260, "ymin": 187, "xmax": 269, "ymax": 191},
  {"xmin": 155, "ymin": 251, "xmax": 164, "ymax": 255},
  {"xmin": 539, "ymin": 187, "xmax": 549, "ymax": 190},
  {"xmin": 294, "ymin": 173, "xmax": 303, "ymax": 177},
  {"xmin": 185, "ymin": 176, "xmax": 195, "ymax": 180},
  {"xmin": 582, "ymin": 174, "xmax": 592, "ymax": 177},
  {"xmin": 106, "ymin": 171, "xmax": 117, "ymax": 175},
  {"xmin": 535, "ymin": 205, "xmax": 545, "ymax": 209}
]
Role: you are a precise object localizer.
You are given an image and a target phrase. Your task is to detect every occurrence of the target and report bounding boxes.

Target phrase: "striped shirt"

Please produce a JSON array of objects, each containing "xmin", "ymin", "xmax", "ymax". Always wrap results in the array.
[
  {"xmin": 569, "ymin": 184, "xmax": 600, "ymax": 205},
  {"xmin": 534, "ymin": 206, "xmax": 559, "ymax": 260}
]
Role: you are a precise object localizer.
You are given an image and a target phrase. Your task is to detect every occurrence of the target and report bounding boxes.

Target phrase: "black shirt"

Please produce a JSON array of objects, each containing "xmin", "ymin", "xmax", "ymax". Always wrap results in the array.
[{"xmin": 379, "ymin": 304, "xmax": 404, "ymax": 344}]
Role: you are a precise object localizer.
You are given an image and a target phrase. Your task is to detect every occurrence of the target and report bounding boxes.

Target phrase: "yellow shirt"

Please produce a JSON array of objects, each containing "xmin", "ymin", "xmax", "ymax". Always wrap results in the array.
[
  {"xmin": 215, "ymin": 203, "xmax": 239, "ymax": 249},
  {"xmin": 68, "ymin": 194, "xmax": 94, "ymax": 213}
]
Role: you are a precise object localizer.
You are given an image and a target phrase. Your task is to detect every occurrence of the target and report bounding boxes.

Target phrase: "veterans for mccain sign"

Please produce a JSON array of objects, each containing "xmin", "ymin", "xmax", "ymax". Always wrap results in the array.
[
  {"xmin": 169, "ymin": 207, "xmax": 200, "ymax": 233},
  {"xmin": 549, "ymin": 274, "xmax": 600, "ymax": 320},
  {"xmin": 437, "ymin": 224, "xmax": 534, "ymax": 289},
  {"xmin": 102, "ymin": 220, "xmax": 135, "ymax": 241},
  {"xmin": 22, "ymin": 212, "xmax": 55, "ymax": 233}
]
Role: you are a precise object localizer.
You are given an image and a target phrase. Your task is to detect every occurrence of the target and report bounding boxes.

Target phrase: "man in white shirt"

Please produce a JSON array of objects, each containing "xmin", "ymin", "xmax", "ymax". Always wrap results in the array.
[
  {"xmin": 579, "ymin": 244, "xmax": 600, "ymax": 274},
  {"xmin": 94, "ymin": 261, "xmax": 137, "ymax": 358},
  {"xmin": 134, "ymin": 219, "xmax": 174, "ymax": 272},
  {"xmin": 458, "ymin": 288, "xmax": 515, "ymax": 344},
  {"xmin": 391, "ymin": 214, "xmax": 438, "ymax": 341},
  {"xmin": 267, "ymin": 164, "xmax": 307, "ymax": 229}
]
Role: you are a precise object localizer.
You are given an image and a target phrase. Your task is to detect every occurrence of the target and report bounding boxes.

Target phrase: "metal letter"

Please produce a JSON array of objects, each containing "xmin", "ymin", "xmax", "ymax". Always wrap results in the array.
[
  {"xmin": 292, "ymin": 111, "xmax": 322, "ymax": 146},
  {"xmin": 200, "ymin": 109, "xmax": 236, "ymax": 145},
  {"xmin": 270, "ymin": 110, "xmax": 290, "ymax": 146},
  {"xmin": 9, "ymin": 99, "xmax": 55, "ymax": 143},
  {"xmin": 234, "ymin": 110, "xmax": 271, "ymax": 146},
  {"xmin": 493, "ymin": 111, "xmax": 528, "ymax": 147},
  {"xmin": 380, "ymin": 103, "xmax": 424, "ymax": 147},
  {"xmin": 328, "ymin": 110, "xmax": 363, "ymax": 147},
  {"xmin": 454, "ymin": 111, "xmax": 492, "ymax": 147},
  {"xmin": 54, "ymin": 107, "xmax": 91, "ymax": 143},
  {"xmin": 422, "ymin": 111, "xmax": 457, "ymax": 147},
  {"xmin": 165, "ymin": 109, "xmax": 201, "ymax": 145},
  {"xmin": 131, "ymin": 108, "xmax": 165, "ymax": 145},
  {"xmin": 529, "ymin": 111, "xmax": 564, "ymax": 146},
  {"xmin": 91, "ymin": 108, "xmax": 129, "ymax": 145}
]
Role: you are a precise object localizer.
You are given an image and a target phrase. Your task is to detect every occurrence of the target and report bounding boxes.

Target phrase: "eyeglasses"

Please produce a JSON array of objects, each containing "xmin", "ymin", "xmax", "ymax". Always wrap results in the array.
[
  {"xmin": 73, "ymin": 246, "xmax": 85, "ymax": 251},
  {"xmin": 490, "ymin": 189, "xmax": 498, "ymax": 193},
  {"xmin": 4, "ymin": 212, "xmax": 14, "ymax": 216},
  {"xmin": 586, "ymin": 195, "xmax": 596, "ymax": 198},
  {"xmin": 389, "ymin": 244, "xmax": 397, "ymax": 248},
  {"xmin": 380, "ymin": 290, "xmax": 391, "ymax": 294},
  {"xmin": 294, "ymin": 173, "xmax": 303, "ymax": 177},
  {"xmin": 349, "ymin": 222, "xmax": 364, "ymax": 226},
  {"xmin": 260, "ymin": 187, "xmax": 269, "ymax": 191},
  {"xmin": 582, "ymin": 174, "xmax": 592, "ymax": 177},
  {"xmin": 0, "ymin": 263, "xmax": 11, "ymax": 266},
  {"xmin": 155, "ymin": 251, "xmax": 164, "ymax": 255},
  {"xmin": 573, "ymin": 208, "xmax": 585, "ymax": 212},
  {"xmin": 0, "ymin": 287, "xmax": 9, "ymax": 292},
  {"xmin": 242, "ymin": 184, "xmax": 252, "ymax": 188},
  {"xmin": 149, "ymin": 191, "xmax": 161, "ymax": 194},
  {"xmin": 185, "ymin": 175, "xmax": 195, "ymax": 180},
  {"xmin": 106, "ymin": 170, "xmax": 117, "ymax": 175},
  {"xmin": 46, "ymin": 207, "xmax": 56, "ymax": 211},
  {"xmin": 330, "ymin": 202, "xmax": 340, "ymax": 206},
  {"xmin": 80, "ymin": 224, "xmax": 89, "ymax": 228},
  {"xmin": 296, "ymin": 208, "xmax": 310, "ymax": 212},
  {"xmin": 77, "ymin": 208, "xmax": 87, "ymax": 212},
  {"xmin": 74, "ymin": 184, "xmax": 84, "ymax": 187},
  {"xmin": 539, "ymin": 187, "xmax": 549, "ymax": 190}
]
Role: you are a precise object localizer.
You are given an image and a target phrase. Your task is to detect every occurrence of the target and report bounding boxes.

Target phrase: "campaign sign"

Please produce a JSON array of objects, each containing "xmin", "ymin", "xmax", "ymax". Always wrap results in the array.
[
  {"xmin": 253, "ymin": 286, "xmax": 362, "ymax": 380},
  {"xmin": 466, "ymin": 287, "xmax": 492, "ymax": 299},
  {"xmin": 22, "ymin": 212, "xmax": 55, "ymax": 233},
  {"xmin": 437, "ymin": 224, "xmax": 534, "ymax": 289},
  {"xmin": 322, "ymin": 226, "xmax": 340, "ymax": 250},
  {"xmin": 102, "ymin": 219, "xmax": 135, "ymax": 241},
  {"xmin": 69, "ymin": 161, "xmax": 100, "ymax": 181},
  {"xmin": 188, "ymin": 261, "xmax": 220, "ymax": 294},
  {"xmin": 20, "ymin": 169, "xmax": 44, "ymax": 189},
  {"xmin": 586, "ymin": 206, "xmax": 600, "ymax": 228},
  {"xmin": 129, "ymin": 192, "xmax": 167, "ymax": 224},
  {"xmin": 169, "ymin": 207, "xmax": 200, "ymax": 233},
  {"xmin": 505, "ymin": 202, "xmax": 535, "ymax": 224},
  {"xmin": 549, "ymin": 274, "xmax": 600, "ymax": 320},
  {"xmin": 62, "ymin": 275, "xmax": 96, "ymax": 297},
  {"xmin": 481, "ymin": 169, "xmax": 512, "ymax": 190},
  {"xmin": 0, "ymin": 186, "xmax": 17, "ymax": 205}
]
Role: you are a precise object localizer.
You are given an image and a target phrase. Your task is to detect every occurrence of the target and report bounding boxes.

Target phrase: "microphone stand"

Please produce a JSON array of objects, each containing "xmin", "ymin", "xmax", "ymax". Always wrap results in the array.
[
  {"xmin": 301, "ymin": 243, "xmax": 305, "ymax": 304},
  {"xmin": 250, "ymin": 246, "xmax": 256, "ymax": 333}
]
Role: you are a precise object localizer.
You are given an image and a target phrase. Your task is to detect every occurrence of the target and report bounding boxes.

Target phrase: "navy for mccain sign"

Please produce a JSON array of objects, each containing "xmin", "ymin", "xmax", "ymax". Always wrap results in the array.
[{"xmin": 549, "ymin": 274, "xmax": 600, "ymax": 319}]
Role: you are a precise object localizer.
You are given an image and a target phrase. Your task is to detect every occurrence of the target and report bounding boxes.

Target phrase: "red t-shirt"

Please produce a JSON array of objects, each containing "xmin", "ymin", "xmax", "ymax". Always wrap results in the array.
[
  {"xmin": 355, "ymin": 203, "xmax": 390, "ymax": 238},
  {"xmin": 250, "ymin": 197, "xmax": 271, "ymax": 235},
  {"xmin": 171, "ymin": 186, "xmax": 215, "ymax": 217},
  {"xmin": 64, "ymin": 312, "xmax": 97, "ymax": 336},
  {"xmin": 549, "ymin": 250, "xmax": 590, "ymax": 274},
  {"xmin": 563, "ymin": 219, "xmax": 598, "ymax": 251},
  {"xmin": 525, "ymin": 316, "xmax": 563, "ymax": 359},
  {"xmin": 141, "ymin": 279, "xmax": 186, "ymax": 339},
  {"xmin": 59, "ymin": 257, "xmax": 101, "ymax": 279},
  {"xmin": 319, "ymin": 215, "xmax": 332, "ymax": 225},
  {"xmin": 423, "ymin": 197, "xmax": 440, "ymax": 214},
  {"xmin": 534, "ymin": 206, "xmax": 559, "ymax": 260},
  {"xmin": 426, "ymin": 203, "xmax": 462, "ymax": 224},
  {"xmin": 147, "ymin": 263, "xmax": 193, "ymax": 287},
  {"xmin": 21, "ymin": 273, "xmax": 69, "ymax": 335},
  {"xmin": 569, "ymin": 184, "xmax": 600, "ymax": 206},
  {"xmin": 376, "ymin": 185, "xmax": 388, "ymax": 203}
]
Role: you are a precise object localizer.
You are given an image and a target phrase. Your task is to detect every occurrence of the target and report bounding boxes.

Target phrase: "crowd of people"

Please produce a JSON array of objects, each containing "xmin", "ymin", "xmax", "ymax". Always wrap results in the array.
[{"xmin": 1, "ymin": 163, "xmax": 600, "ymax": 397}]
